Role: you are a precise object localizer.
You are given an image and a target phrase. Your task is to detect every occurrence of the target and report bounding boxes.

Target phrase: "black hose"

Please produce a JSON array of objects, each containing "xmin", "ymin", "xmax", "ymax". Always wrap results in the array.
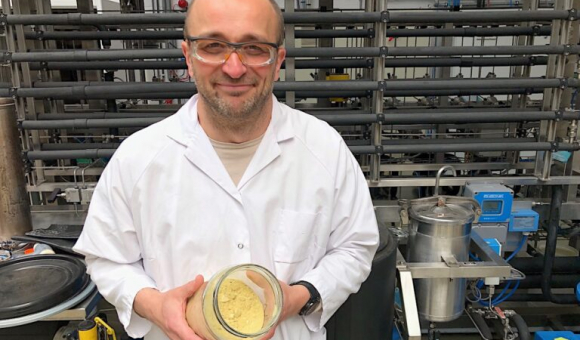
[
  {"xmin": 510, "ymin": 314, "xmax": 531, "ymax": 340},
  {"xmin": 469, "ymin": 311, "xmax": 493, "ymax": 340},
  {"xmin": 542, "ymin": 185, "xmax": 579, "ymax": 304}
]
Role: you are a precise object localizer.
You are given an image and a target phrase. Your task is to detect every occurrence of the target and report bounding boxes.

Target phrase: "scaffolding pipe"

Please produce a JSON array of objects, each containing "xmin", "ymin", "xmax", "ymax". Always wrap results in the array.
[
  {"xmin": 6, "ymin": 44, "xmax": 578, "ymax": 62},
  {"xmin": 0, "ymin": 98, "xmax": 32, "ymax": 241},
  {"xmin": 26, "ymin": 56, "xmax": 548, "ymax": 71},
  {"xmin": 349, "ymin": 142, "xmax": 580, "ymax": 154},
  {"xmin": 4, "ymin": 10, "xmax": 572, "ymax": 25}
]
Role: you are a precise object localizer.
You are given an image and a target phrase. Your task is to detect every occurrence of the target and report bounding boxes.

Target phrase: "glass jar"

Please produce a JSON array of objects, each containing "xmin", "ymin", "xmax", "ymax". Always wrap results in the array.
[{"xmin": 186, "ymin": 264, "xmax": 283, "ymax": 340}]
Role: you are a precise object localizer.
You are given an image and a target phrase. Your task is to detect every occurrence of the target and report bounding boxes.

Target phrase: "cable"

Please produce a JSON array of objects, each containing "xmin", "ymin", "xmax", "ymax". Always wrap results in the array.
[
  {"xmin": 506, "ymin": 234, "xmax": 528, "ymax": 262},
  {"xmin": 494, "ymin": 280, "xmax": 521, "ymax": 304}
]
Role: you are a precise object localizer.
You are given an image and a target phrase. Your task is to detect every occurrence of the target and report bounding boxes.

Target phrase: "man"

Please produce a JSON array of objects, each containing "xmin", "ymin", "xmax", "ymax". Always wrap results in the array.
[{"xmin": 73, "ymin": 0, "xmax": 379, "ymax": 339}]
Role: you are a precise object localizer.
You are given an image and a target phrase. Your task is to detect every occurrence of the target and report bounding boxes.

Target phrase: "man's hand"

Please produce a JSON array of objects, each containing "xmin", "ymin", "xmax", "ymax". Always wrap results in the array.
[
  {"xmin": 134, "ymin": 275, "xmax": 205, "ymax": 340},
  {"xmin": 258, "ymin": 281, "xmax": 311, "ymax": 340}
]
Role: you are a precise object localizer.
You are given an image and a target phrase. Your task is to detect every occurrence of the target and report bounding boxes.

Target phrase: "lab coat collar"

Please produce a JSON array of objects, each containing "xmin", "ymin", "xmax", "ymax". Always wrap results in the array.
[{"xmin": 166, "ymin": 94, "xmax": 294, "ymax": 201}]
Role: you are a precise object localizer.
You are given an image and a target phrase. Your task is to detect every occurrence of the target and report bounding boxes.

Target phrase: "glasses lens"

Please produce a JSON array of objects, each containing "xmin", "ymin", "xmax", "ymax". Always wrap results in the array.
[
  {"xmin": 193, "ymin": 39, "xmax": 229, "ymax": 63},
  {"xmin": 239, "ymin": 43, "xmax": 275, "ymax": 66},
  {"xmin": 192, "ymin": 39, "xmax": 275, "ymax": 66}
]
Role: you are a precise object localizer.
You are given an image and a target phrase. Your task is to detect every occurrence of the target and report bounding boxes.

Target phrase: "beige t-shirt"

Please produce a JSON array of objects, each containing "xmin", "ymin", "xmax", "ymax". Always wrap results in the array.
[{"xmin": 209, "ymin": 135, "xmax": 264, "ymax": 186}]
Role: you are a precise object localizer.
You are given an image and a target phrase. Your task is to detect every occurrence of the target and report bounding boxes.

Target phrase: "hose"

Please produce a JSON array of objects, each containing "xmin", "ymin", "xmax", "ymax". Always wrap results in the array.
[
  {"xmin": 541, "ymin": 185, "xmax": 578, "ymax": 304},
  {"xmin": 510, "ymin": 314, "xmax": 531, "ymax": 340}
]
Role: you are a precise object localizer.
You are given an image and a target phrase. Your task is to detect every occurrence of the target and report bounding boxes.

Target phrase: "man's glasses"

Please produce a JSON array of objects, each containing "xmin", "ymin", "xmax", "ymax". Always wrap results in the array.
[{"xmin": 185, "ymin": 37, "xmax": 279, "ymax": 67}]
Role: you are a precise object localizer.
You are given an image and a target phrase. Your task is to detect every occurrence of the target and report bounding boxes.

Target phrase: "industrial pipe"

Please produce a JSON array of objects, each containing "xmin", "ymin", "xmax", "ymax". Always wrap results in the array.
[
  {"xmin": 542, "ymin": 186, "xmax": 579, "ymax": 304},
  {"xmin": 27, "ymin": 56, "xmax": 548, "ymax": 71},
  {"xmin": 41, "ymin": 143, "xmax": 121, "ymax": 150},
  {"xmin": 26, "ymin": 149, "xmax": 116, "ymax": 160},
  {"xmin": 26, "ymin": 110, "xmax": 571, "ymax": 130},
  {"xmin": 511, "ymin": 256, "xmax": 580, "ymax": 274},
  {"xmin": 499, "ymin": 274, "xmax": 580, "ymax": 289},
  {"xmin": 0, "ymin": 88, "xmax": 546, "ymax": 100},
  {"xmin": 387, "ymin": 26, "xmax": 552, "ymax": 37},
  {"xmin": 0, "ymin": 98, "xmax": 32, "ymax": 241},
  {"xmin": 26, "ymin": 141, "xmax": 579, "ymax": 160},
  {"xmin": 21, "ymin": 118, "xmax": 160, "ymax": 130},
  {"xmin": 387, "ymin": 10, "xmax": 572, "ymax": 23},
  {"xmin": 4, "ymin": 10, "xmax": 572, "ymax": 25},
  {"xmin": 23, "ymin": 26, "xmax": 552, "ymax": 42},
  {"xmin": 35, "ymin": 112, "xmax": 171, "ymax": 120},
  {"xmin": 6, "ymin": 44, "xmax": 579, "ymax": 62},
  {"xmin": 316, "ymin": 111, "xmax": 580, "ymax": 126},
  {"xmin": 349, "ymin": 142, "xmax": 580, "ymax": 154}
]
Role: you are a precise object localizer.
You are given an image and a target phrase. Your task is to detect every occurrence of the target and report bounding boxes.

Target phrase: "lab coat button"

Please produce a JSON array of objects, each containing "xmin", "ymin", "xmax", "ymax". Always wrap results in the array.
[{"xmin": 237, "ymin": 243, "xmax": 244, "ymax": 249}]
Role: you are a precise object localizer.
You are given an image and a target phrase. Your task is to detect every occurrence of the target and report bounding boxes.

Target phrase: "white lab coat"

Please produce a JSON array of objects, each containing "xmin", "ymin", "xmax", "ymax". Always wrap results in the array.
[{"xmin": 73, "ymin": 95, "xmax": 379, "ymax": 340}]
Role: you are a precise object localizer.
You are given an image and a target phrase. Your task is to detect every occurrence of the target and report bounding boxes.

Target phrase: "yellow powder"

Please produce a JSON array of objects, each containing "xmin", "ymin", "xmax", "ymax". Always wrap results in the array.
[{"xmin": 217, "ymin": 278, "xmax": 265, "ymax": 334}]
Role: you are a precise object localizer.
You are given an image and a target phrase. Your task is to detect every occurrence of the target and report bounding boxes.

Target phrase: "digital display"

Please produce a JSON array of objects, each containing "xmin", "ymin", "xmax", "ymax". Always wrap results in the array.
[{"xmin": 482, "ymin": 200, "xmax": 503, "ymax": 214}]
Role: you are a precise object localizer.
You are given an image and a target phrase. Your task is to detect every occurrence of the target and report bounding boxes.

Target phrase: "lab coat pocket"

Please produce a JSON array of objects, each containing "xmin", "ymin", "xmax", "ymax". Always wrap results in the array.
[{"xmin": 275, "ymin": 209, "xmax": 318, "ymax": 264}]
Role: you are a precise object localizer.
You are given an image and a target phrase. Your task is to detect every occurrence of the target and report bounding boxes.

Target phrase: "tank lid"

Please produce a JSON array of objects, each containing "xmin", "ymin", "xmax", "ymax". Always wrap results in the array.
[{"xmin": 410, "ymin": 201, "xmax": 475, "ymax": 224}]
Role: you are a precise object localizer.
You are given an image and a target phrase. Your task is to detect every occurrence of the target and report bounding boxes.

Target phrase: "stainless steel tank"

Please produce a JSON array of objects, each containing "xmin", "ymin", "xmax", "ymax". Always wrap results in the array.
[{"xmin": 406, "ymin": 166, "xmax": 480, "ymax": 322}]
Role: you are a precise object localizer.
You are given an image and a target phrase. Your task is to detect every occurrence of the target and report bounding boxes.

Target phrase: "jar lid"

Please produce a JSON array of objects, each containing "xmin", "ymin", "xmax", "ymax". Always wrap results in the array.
[{"xmin": 410, "ymin": 198, "xmax": 475, "ymax": 224}]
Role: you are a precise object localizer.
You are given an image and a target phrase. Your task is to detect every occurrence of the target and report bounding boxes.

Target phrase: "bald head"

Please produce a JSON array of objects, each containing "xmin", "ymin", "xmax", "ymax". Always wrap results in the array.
[{"xmin": 183, "ymin": 0, "xmax": 285, "ymax": 46}]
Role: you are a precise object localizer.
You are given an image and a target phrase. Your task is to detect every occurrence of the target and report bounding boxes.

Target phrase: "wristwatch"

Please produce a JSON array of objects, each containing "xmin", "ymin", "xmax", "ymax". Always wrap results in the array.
[{"xmin": 290, "ymin": 280, "xmax": 321, "ymax": 316}]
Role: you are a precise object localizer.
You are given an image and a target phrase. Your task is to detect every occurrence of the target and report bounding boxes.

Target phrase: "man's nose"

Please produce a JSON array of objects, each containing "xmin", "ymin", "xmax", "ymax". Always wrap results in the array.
[{"xmin": 222, "ymin": 52, "xmax": 247, "ymax": 79}]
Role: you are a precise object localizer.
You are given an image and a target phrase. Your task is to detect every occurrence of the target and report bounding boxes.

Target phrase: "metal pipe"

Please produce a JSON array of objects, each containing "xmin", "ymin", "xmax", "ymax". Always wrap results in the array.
[
  {"xmin": 5, "ymin": 10, "xmax": 572, "ymax": 25},
  {"xmin": 0, "ymin": 98, "xmax": 32, "ymax": 241},
  {"xmin": 349, "ymin": 142, "xmax": 580, "ymax": 154},
  {"xmin": 7, "ymin": 44, "xmax": 579, "ymax": 62},
  {"xmin": 542, "ymin": 186, "xmax": 579, "ymax": 304},
  {"xmin": 27, "ymin": 56, "xmax": 549, "ymax": 71}
]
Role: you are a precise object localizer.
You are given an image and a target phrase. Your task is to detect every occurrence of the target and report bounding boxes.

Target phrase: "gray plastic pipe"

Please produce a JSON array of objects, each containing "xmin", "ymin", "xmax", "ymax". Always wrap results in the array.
[
  {"xmin": 22, "ymin": 111, "xmax": 577, "ymax": 130},
  {"xmin": 24, "ymin": 26, "xmax": 552, "ymax": 41},
  {"xmin": 27, "ymin": 56, "xmax": 548, "ymax": 71},
  {"xmin": 5, "ymin": 10, "xmax": 571, "ymax": 25},
  {"xmin": 7, "ymin": 44, "xmax": 578, "ymax": 62},
  {"xmin": 349, "ymin": 142, "xmax": 580, "ymax": 154},
  {"xmin": 26, "ymin": 141, "xmax": 579, "ymax": 160}
]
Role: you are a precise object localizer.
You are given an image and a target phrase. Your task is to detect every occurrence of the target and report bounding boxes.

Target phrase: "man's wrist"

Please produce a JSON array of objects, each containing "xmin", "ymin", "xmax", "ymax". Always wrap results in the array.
[
  {"xmin": 134, "ymin": 287, "xmax": 161, "ymax": 320},
  {"xmin": 288, "ymin": 284, "xmax": 310, "ymax": 316}
]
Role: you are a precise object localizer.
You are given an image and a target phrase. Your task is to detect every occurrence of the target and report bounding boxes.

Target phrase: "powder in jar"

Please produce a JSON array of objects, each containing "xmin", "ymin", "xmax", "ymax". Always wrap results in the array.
[{"xmin": 217, "ymin": 278, "xmax": 265, "ymax": 334}]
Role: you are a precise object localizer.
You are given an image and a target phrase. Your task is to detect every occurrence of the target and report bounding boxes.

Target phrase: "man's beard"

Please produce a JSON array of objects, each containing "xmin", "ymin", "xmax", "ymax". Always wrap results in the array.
[{"xmin": 195, "ymin": 73, "xmax": 273, "ymax": 132}]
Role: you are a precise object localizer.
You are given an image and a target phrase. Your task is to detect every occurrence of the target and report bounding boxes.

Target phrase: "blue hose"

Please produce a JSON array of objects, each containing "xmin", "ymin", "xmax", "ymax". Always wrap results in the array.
[{"xmin": 506, "ymin": 234, "xmax": 528, "ymax": 262}]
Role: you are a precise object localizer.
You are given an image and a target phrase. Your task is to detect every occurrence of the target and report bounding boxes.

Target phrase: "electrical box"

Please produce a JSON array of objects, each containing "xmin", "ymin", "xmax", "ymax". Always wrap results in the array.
[
  {"xmin": 464, "ymin": 183, "xmax": 514, "ymax": 223},
  {"xmin": 484, "ymin": 238, "xmax": 502, "ymax": 255},
  {"xmin": 64, "ymin": 188, "xmax": 81, "ymax": 203},
  {"xmin": 509, "ymin": 208, "xmax": 539, "ymax": 232}
]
